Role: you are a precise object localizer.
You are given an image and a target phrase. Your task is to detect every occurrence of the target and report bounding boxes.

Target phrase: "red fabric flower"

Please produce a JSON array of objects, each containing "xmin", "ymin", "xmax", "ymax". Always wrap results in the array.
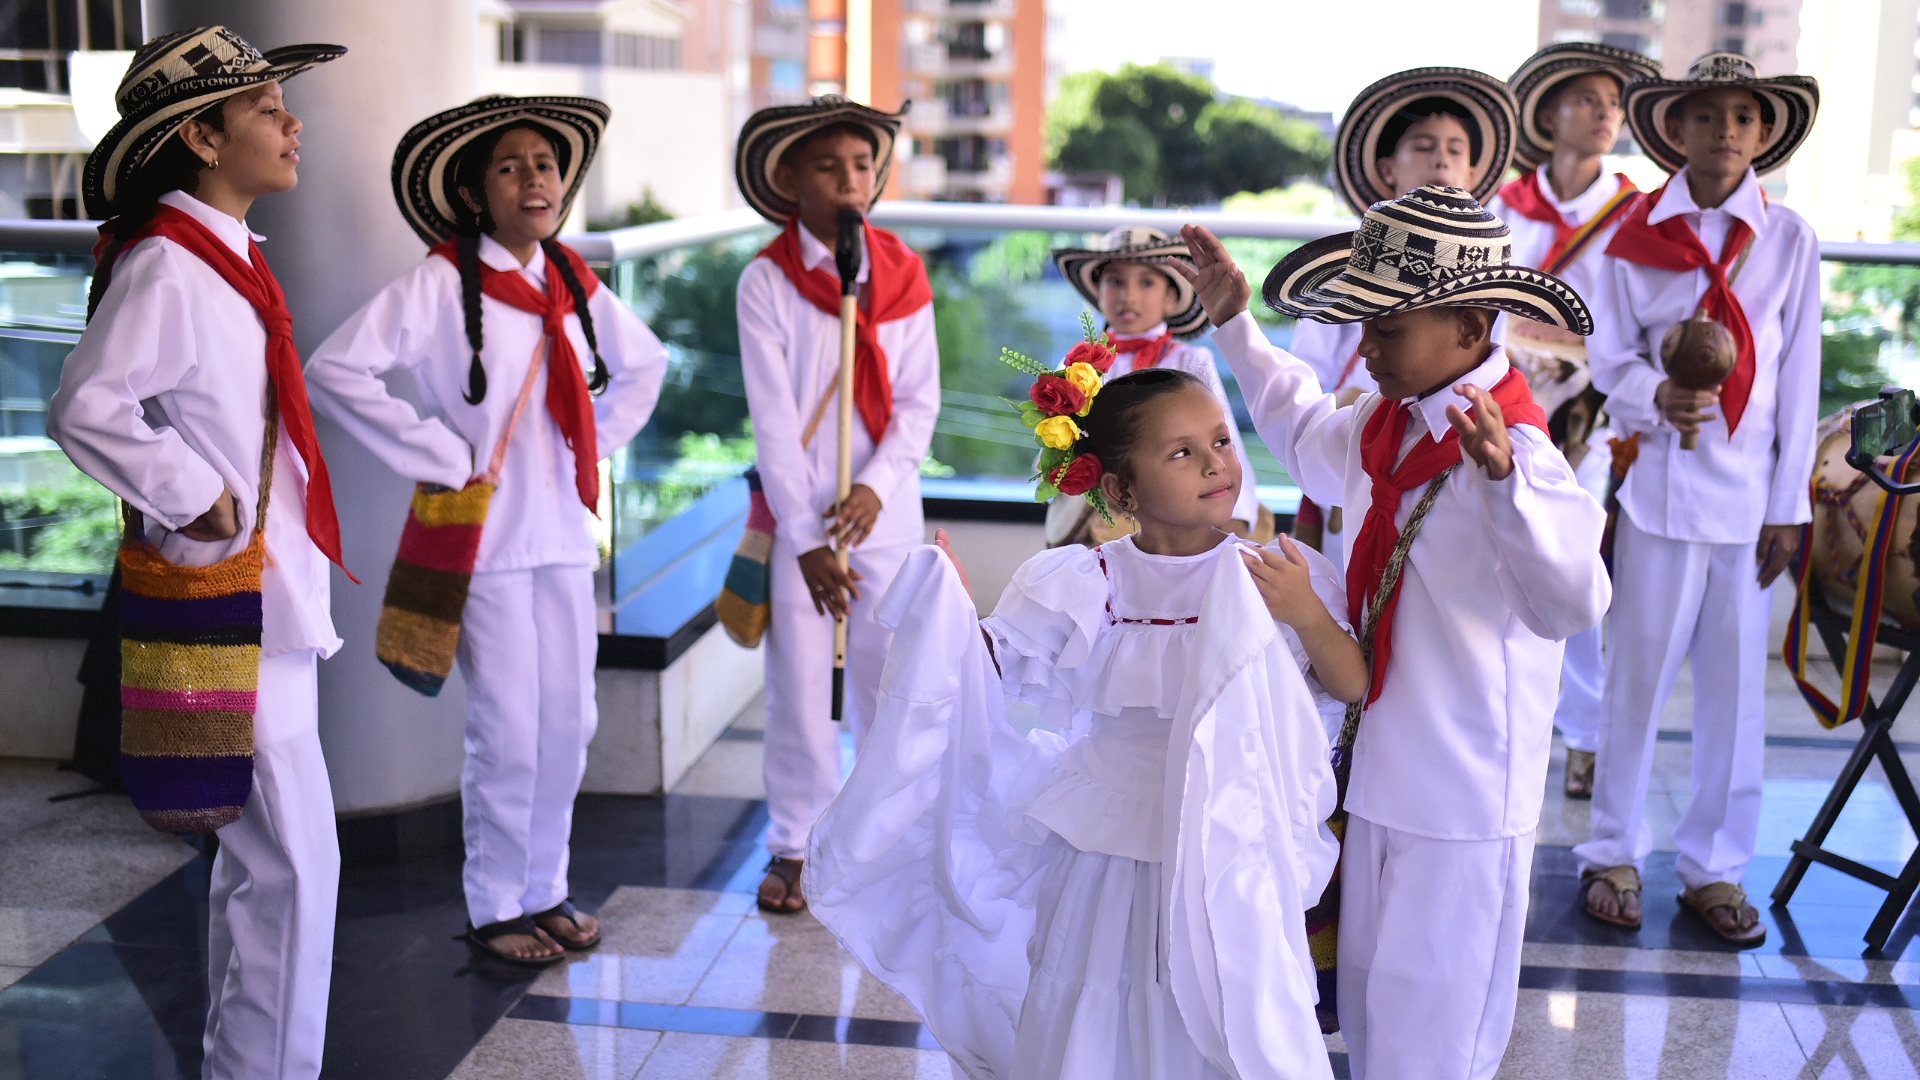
[
  {"xmin": 1030, "ymin": 375, "xmax": 1087, "ymax": 417},
  {"xmin": 1054, "ymin": 453, "xmax": 1104, "ymax": 496},
  {"xmin": 1066, "ymin": 341, "xmax": 1116, "ymax": 374}
]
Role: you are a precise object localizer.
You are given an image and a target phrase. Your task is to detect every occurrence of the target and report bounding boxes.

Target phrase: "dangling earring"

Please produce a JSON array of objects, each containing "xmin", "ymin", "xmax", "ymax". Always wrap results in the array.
[{"xmin": 207, "ymin": 157, "xmax": 219, "ymax": 171}]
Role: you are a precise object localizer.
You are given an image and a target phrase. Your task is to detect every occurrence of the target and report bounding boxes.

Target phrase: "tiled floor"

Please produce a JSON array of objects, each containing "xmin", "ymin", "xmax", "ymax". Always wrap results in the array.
[{"xmin": 8, "ymin": 637, "xmax": 1920, "ymax": 1078}]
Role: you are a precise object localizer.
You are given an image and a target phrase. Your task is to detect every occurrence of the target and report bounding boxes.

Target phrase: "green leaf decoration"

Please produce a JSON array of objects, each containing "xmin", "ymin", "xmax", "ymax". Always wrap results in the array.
[
  {"xmin": 1036, "ymin": 480, "xmax": 1061, "ymax": 503},
  {"xmin": 1079, "ymin": 310, "xmax": 1099, "ymax": 344},
  {"xmin": 999, "ymin": 347, "xmax": 1051, "ymax": 377},
  {"xmin": 1019, "ymin": 401, "xmax": 1043, "ymax": 429},
  {"xmin": 1087, "ymin": 489, "xmax": 1116, "ymax": 527},
  {"xmin": 1038, "ymin": 446, "xmax": 1069, "ymax": 474}
]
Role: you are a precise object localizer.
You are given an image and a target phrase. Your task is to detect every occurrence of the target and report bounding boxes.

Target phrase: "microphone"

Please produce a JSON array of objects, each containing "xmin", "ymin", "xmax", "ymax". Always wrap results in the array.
[{"xmin": 834, "ymin": 207, "xmax": 864, "ymax": 297}]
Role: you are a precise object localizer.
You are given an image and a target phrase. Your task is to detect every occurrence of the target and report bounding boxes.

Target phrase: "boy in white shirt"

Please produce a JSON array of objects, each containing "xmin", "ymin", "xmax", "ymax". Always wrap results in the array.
[
  {"xmin": 1178, "ymin": 186, "xmax": 1609, "ymax": 1080},
  {"xmin": 733, "ymin": 96, "xmax": 941, "ymax": 914},
  {"xmin": 1575, "ymin": 53, "xmax": 1822, "ymax": 945}
]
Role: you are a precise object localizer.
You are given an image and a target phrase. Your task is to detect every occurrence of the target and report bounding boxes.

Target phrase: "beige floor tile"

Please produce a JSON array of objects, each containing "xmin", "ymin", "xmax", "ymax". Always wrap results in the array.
[
  {"xmin": 1780, "ymin": 1003, "xmax": 1920, "ymax": 1078},
  {"xmin": 688, "ymin": 914, "xmax": 920, "ymax": 1023},
  {"xmin": 449, "ymin": 1017, "xmax": 661, "ymax": 1080},
  {"xmin": 634, "ymin": 1032, "xmax": 950, "ymax": 1080},
  {"xmin": 0, "ymin": 907, "xmax": 104, "ymax": 968},
  {"xmin": 672, "ymin": 740, "xmax": 767, "ymax": 800},
  {"xmin": 1497, "ymin": 991, "xmax": 1808, "ymax": 1079},
  {"xmin": 532, "ymin": 908, "xmax": 746, "ymax": 1005},
  {"xmin": 1521, "ymin": 941, "xmax": 1766, "ymax": 979},
  {"xmin": 0, "ymin": 963, "xmax": 29, "ymax": 991},
  {"xmin": 0, "ymin": 759, "xmax": 195, "ymax": 916}
]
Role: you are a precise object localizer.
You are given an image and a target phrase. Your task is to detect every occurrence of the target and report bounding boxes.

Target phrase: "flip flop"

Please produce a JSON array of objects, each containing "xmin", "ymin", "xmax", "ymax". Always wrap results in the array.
[
  {"xmin": 758, "ymin": 856, "xmax": 807, "ymax": 914},
  {"xmin": 1679, "ymin": 881, "xmax": 1768, "ymax": 946},
  {"xmin": 462, "ymin": 915, "xmax": 564, "ymax": 966},
  {"xmin": 1581, "ymin": 864, "xmax": 1643, "ymax": 929},
  {"xmin": 531, "ymin": 899, "xmax": 602, "ymax": 951}
]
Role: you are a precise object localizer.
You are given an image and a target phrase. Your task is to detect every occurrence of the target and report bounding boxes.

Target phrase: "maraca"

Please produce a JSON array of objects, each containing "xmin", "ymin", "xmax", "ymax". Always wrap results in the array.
[{"xmin": 1659, "ymin": 314, "xmax": 1737, "ymax": 450}]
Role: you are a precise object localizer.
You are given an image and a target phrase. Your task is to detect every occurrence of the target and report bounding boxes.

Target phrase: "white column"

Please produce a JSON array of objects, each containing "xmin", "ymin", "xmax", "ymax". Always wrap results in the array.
[{"xmin": 145, "ymin": 0, "xmax": 481, "ymax": 813}]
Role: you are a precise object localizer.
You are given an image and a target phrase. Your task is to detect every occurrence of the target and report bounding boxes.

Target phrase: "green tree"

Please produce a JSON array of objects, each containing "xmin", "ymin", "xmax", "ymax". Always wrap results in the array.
[
  {"xmin": 586, "ymin": 188, "xmax": 674, "ymax": 231},
  {"xmin": 1196, "ymin": 98, "xmax": 1331, "ymax": 199}
]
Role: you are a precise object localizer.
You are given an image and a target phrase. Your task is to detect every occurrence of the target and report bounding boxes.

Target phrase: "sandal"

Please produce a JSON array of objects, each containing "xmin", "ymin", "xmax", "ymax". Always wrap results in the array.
[
  {"xmin": 463, "ymin": 915, "xmax": 564, "ymax": 966},
  {"xmin": 1679, "ymin": 881, "xmax": 1768, "ymax": 946},
  {"xmin": 531, "ymin": 899, "xmax": 601, "ymax": 951},
  {"xmin": 1564, "ymin": 749, "xmax": 1595, "ymax": 800},
  {"xmin": 1581, "ymin": 864, "xmax": 1643, "ymax": 929},
  {"xmin": 758, "ymin": 856, "xmax": 807, "ymax": 914}
]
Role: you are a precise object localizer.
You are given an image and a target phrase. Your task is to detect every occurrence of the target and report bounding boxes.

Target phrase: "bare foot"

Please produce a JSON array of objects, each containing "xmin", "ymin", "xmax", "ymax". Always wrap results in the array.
[
  {"xmin": 483, "ymin": 927, "xmax": 562, "ymax": 962},
  {"xmin": 1583, "ymin": 866, "xmax": 1643, "ymax": 929},
  {"xmin": 758, "ymin": 857, "xmax": 806, "ymax": 914}
]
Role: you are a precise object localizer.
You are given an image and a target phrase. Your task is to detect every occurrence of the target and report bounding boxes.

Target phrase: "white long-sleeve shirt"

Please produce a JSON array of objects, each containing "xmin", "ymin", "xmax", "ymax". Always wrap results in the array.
[
  {"xmin": 303, "ymin": 233, "xmax": 668, "ymax": 572},
  {"xmin": 736, "ymin": 225, "xmax": 941, "ymax": 554},
  {"xmin": 1587, "ymin": 167, "xmax": 1821, "ymax": 544},
  {"xmin": 48, "ymin": 190, "xmax": 339, "ymax": 659},
  {"xmin": 1490, "ymin": 166, "xmax": 1632, "ymax": 347},
  {"xmin": 1108, "ymin": 325, "xmax": 1261, "ymax": 524},
  {"xmin": 1215, "ymin": 311, "xmax": 1610, "ymax": 840},
  {"xmin": 1288, "ymin": 319, "xmax": 1375, "ymax": 396}
]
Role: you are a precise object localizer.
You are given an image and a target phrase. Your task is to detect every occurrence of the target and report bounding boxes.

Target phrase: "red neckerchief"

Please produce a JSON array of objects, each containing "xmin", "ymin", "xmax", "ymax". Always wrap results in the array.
[
  {"xmin": 95, "ymin": 205, "xmax": 352, "ymax": 578},
  {"xmin": 1112, "ymin": 330, "xmax": 1175, "ymax": 369},
  {"xmin": 1603, "ymin": 180, "xmax": 1759, "ymax": 436},
  {"xmin": 1348, "ymin": 367, "xmax": 1547, "ymax": 705},
  {"xmin": 429, "ymin": 238, "xmax": 602, "ymax": 511},
  {"xmin": 1498, "ymin": 169, "xmax": 1637, "ymax": 270},
  {"xmin": 757, "ymin": 218, "xmax": 932, "ymax": 444}
]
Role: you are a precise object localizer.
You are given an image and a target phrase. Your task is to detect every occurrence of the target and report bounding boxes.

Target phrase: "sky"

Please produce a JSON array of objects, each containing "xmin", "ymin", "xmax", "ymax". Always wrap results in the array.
[{"xmin": 1047, "ymin": 0, "xmax": 1545, "ymax": 115}]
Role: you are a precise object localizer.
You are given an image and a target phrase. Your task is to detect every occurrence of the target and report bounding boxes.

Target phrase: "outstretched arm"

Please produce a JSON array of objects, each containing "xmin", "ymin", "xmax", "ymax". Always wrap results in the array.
[{"xmin": 1240, "ymin": 537, "xmax": 1366, "ymax": 703}]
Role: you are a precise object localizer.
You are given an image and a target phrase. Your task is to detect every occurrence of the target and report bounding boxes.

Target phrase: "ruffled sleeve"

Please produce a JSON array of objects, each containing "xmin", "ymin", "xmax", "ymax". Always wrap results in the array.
[{"xmin": 980, "ymin": 545, "xmax": 1107, "ymax": 713}]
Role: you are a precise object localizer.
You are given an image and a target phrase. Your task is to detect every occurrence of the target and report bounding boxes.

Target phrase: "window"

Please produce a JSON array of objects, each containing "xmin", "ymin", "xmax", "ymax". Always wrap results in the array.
[
  {"xmin": 1720, "ymin": 36, "xmax": 1746, "ymax": 54},
  {"xmin": 1600, "ymin": 32, "xmax": 1650, "ymax": 51},
  {"xmin": 769, "ymin": 59, "xmax": 805, "ymax": 93},
  {"xmin": 611, "ymin": 33, "xmax": 683, "ymax": 70},
  {"xmin": 1559, "ymin": 0, "xmax": 1600, "ymax": 15},
  {"xmin": 498, "ymin": 23, "xmax": 528, "ymax": 63},
  {"xmin": 1724, "ymin": 1, "xmax": 1748, "ymax": 25},
  {"xmin": 537, "ymin": 28, "xmax": 602, "ymax": 66},
  {"xmin": 1601, "ymin": 0, "xmax": 1653, "ymax": 18},
  {"xmin": 0, "ymin": 0, "xmax": 141, "ymax": 92}
]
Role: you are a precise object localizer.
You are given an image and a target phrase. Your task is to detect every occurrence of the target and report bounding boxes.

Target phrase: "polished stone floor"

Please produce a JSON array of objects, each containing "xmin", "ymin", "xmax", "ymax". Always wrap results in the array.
[{"xmin": 5, "ymin": 648, "xmax": 1920, "ymax": 1078}]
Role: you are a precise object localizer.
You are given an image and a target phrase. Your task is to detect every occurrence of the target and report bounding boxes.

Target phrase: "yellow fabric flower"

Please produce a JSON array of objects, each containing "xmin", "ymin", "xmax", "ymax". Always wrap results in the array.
[
  {"xmin": 1036, "ymin": 414, "xmax": 1081, "ymax": 450},
  {"xmin": 1064, "ymin": 363, "xmax": 1102, "ymax": 416}
]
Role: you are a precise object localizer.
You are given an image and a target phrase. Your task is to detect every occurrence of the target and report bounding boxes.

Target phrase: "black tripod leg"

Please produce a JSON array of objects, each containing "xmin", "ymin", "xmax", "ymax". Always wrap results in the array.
[{"xmin": 1773, "ymin": 694, "xmax": 1887, "ymax": 905}]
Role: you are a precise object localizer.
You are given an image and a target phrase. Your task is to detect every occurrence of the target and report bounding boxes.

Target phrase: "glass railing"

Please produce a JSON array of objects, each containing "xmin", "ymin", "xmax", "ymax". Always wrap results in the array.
[{"xmin": 8, "ymin": 206, "xmax": 1920, "ymax": 621}]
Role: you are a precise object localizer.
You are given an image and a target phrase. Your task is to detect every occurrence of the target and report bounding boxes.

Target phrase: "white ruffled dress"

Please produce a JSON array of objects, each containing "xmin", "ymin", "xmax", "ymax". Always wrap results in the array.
[{"xmin": 805, "ymin": 535, "xmax": 1346, "ymax": 1080}]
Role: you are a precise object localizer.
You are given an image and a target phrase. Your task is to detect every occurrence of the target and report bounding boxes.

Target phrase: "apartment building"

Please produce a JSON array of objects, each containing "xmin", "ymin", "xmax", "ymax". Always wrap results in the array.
[{"xmin": 1537, "ymin": 0, "xmax": 1801, "ymax": 75}]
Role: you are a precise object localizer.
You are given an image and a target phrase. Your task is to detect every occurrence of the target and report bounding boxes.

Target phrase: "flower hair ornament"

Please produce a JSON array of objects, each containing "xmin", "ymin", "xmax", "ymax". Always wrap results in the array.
[{"xmin": 1003, "ymin": 312, "xmax": 1118, "ymax": 523}]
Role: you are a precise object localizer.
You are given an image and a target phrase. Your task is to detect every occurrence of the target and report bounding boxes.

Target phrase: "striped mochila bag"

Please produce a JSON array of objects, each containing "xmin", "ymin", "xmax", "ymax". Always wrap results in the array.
[
  {"xmin": 375, "ymin": 342, "xmax": 547, "ymax": 695},
  {"xmin": 715, "ymin": 379, "xmax": 839, "ymax": 649}
]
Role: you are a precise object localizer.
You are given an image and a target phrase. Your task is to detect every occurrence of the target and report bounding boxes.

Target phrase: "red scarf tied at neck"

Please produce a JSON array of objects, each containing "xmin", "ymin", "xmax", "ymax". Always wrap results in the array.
[
  {"xmin": 96, "ymin": 204, "xmax": 352, "ymax": 577},
  {"xmin": 757, "ymin": 217, "xmax": 933, "ymax": 445},
  {"xmin": 1347, "ymin": 368, "xmax": 1546, "ymax": 705},
  {"xmin": 429, "ymin": 238, "xmax": 603, "ymax": 511},
  {"xmin": 1497, "ymin": 169, "xmax": 1638, "ymax": 272},
  {"xmin": 1603, "ymin": 180, "xmax": 1759, "ymax": 436},
  {"xmin": 1113, "ymin": 331, "xmax": 1175, "ymax": 370}
]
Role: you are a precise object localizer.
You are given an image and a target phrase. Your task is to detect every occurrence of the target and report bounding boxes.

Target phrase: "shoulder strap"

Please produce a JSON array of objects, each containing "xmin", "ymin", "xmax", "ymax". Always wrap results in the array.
[{"xmin": 480, "ymin": 339, "xmax": 549, "ymax": 484}]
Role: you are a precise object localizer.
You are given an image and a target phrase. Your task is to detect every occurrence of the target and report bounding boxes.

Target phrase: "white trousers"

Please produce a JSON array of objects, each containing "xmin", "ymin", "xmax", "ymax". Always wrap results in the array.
[
  {"xmin": 1574, "ymin": 515, "xmax": 1770, "ymax": 888},
  {"xmin": 456, "ymin": 564, "xmax": 598, "ymax": 927},
  {"xmin": 203, "ymin": 649, "xmax": 338, "ymax": 1080},
  {"xmin": 1555, "ymin": 429, "xmax": 1616, "ymax": 753},
  {"xmin": 763, "ymin": 538, "xmax": 909, "ymax": 860},
  {"xmin": 1337, "ymin": 814, "xmax": 1532, "ymax": 1080}
]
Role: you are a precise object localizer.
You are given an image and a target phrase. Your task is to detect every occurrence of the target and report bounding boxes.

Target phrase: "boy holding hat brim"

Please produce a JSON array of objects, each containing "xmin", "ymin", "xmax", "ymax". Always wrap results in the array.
[
  {"xmin": 304, "ymin": 96, "xmax": 669, "ymax": 963},
  {"xmin": 1177, "ymin": 187, "xmax": 1610, "ymax": 1080},
  {"xmin": 1574, "ymin": 53, "xmax": 1822, "ymax": 944},
  {"xmin": 1498, "ymin": 42, "xmax": 1660, "ymax": 799},
  {"xmin": 48, "ymin": 27, "xmax": 347, "ymax": 1078},
  {"xmin": 733, "ymin": 96, "xmax": 941, "ymax": 914},
  {"xmin": 1292, "ymin": 67, "xmax": 1516, "ymax": 563},
  {"xmin": 1045, "ymin": 226, "xmax": 1264, "ymax": 546}
]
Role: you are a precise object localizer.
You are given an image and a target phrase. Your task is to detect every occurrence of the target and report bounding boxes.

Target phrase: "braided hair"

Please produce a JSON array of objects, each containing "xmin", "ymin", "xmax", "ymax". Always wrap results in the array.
[
  {"xmin": 447, "ymin": 119, "xmax": 609, "ymax": 404},
  {"xmin": 87, "ymin": 102, "xmax": 226, "ymax": 320}
]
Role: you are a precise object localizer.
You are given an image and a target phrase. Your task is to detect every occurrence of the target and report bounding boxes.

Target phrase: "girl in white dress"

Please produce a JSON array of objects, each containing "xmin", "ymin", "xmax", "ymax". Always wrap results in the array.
[{"xmin": 805, "ymin": 349, "xmax": 1366, "ymax": 1080}]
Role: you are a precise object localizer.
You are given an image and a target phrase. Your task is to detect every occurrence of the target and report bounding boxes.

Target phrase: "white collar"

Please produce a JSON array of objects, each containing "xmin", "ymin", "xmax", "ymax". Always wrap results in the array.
[
  {"xmin": 158, "ymin": 190, "xmax": 262, "ymax": 258},
  {"xmin": 1535, "ymin": 163, "xmax": 1621, "ymax": 223},
  {"xmin": 1406, "ymin": 346, "xmax": 1512, "ymax": 444},
  {"xmin": 1110, "ymin": 323, "xmax": 1171, "ymax": 341},
  {"xmin": 479, "ymin": 232, "xmax": 546, "ymax": 280},
  {"xmin": 797, "ymin": 221, "xmax": 870, "ymax": 284},
  {"xmin": 1647, "ymin": 166, "xmax": 1768, "ymax": 238}
]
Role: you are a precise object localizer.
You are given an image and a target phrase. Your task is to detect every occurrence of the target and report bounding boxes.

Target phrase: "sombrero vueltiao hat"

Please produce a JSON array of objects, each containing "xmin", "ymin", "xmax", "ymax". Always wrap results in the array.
[
  {"xmin": 83, "ymin": 27, "xmax": 345, "ymax": 218},
  {"xmin": 1507, "ymin": 42, "xmax": 1662, "ymax": 170},
  {"xmin": 391, "ymin": 95, "xmax": 610, "ymax": 246},
  {"xmin": 1334, "ymin": 67, "xmax": 1517, "ymax": 212},
  {"xmin": 1263, "ymin": 185, "xmax": 1592, "ymax": 335},
  {"xmin": 1052, "ymin": 227, "xmax": 1207, "ymax": 339},
  {"xmin": 1624, "ymin": 52, "xmax": 1818, "ymax": 177},
  {"xmin": 735, "ymin": 95, "xmax": 907, "ymax": 224}
]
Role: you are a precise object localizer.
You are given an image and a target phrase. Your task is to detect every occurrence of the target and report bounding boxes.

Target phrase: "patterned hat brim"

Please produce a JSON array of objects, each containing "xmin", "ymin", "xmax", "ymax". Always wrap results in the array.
[
  {"xmin": 1508, "ymin": 44, "xmax": 1662, "ymax": 169},
  {"xmin": 391, "ymin": 96, "xmax": 610, "ymax": 246},
  {"xmin": 83, "ymin": 43, "xmax": 344, "ymax": 218},
  {"xmin": 1052, "ymin": 242, "xmax": 1207, "ymax": 339},
  {"xmin": 1263, "ymin": 230, "xmax": 1593, "ymax": 335},
  {"xmin": 1334, "ymin": 67, "xmax": 1517, "ymax": 213},
  {"xmin": 1625, "ymin": 74, "xmax": 1818, "ymax": 177},
  {"xmin": 734, "ymin": 99, "xmax": 905, "ymax": 224}
]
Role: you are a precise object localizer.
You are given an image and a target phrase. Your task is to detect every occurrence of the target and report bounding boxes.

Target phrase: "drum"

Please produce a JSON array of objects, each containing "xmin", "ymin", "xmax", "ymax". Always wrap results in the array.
[
  {"xmin": 1807, "ymin": 406, "xmax": 1920, "ymax": 630},
  {"xmin": 1506, "ymin": 320, "xmax": 1602, "ymax": 466}
]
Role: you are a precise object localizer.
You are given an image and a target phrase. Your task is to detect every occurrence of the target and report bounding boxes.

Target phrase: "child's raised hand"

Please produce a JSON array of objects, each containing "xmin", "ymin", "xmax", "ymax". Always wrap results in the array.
[
  {"xmin": 1446, "ymin": 384, "xmax": 1514, "ymax": 481},
  {"xmin": 934, "ymin": 528, "xmax": 972, "ymax": 595},
  {"xmin": 1240, "ymin": 535, "xmax": 1322, "ymax": 628},
  {"xmin": 1173, "ymin": 225, "xmax": 1251, "ymax": 328}
]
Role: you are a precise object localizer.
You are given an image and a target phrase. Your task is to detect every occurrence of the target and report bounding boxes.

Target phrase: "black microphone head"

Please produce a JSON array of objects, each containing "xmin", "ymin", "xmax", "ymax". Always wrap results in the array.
[{"xmin": 834, "ymin": 208, "xmax": 864, "ymax": 287}]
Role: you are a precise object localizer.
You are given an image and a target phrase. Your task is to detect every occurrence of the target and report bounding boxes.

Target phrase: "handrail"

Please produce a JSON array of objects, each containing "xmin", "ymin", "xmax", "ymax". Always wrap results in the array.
[{"xmin": 12, "ymin": 204, "xmax": 1920, "ymax": 265}]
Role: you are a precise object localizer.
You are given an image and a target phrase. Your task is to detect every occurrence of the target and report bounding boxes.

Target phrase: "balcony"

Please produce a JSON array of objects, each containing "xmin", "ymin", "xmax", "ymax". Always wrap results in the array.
[{"xmin": 904, "ymin": 0, "xmax": 1018, "ymax": 19}]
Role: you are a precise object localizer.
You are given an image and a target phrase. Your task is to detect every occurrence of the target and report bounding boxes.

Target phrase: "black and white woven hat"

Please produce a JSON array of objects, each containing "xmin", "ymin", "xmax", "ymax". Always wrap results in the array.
[
  {"xmin": 734, "ymin": 95, "xmax": 906, "ymax": 224},
  {"xmin": 391, "ymin": 95, "xmax": 610, "ymax": 245},
  {"xmin": 1334, "ymin": 67, "xmax": 1516, "ymax": 212},
  {"xmin": 1508, "ymin": 42, "xmax": 1661, "ymax": 169},
  {"xmin": 1625, "ymin": 52, "xmax": 1818, "ymax": 177},
  {"xmin": 1263, "ymin": 185, "xmax": 1592, "ymax": 334},
  {"xmin": 83, "ymin": 26, "xmax": 345, "ymax": 218},
  {"xmin": 1052, "ymin": 227, "xmax": 1207, "ymax": 338}
]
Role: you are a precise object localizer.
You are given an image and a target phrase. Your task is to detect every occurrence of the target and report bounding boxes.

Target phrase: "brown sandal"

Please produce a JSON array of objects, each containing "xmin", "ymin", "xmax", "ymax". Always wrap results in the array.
[
  {"xmin": 463, "ymin": 915, "xmax": 565, "ymax": 966},
  {"xmin": 758, "ymin": 856, "xmax": 806, "ymax": 914},
  {"xmin": 1564, "ymin": 749, "xmax": 1595, "ymax": 799},
  {"xmin": 1679, "ymin": 882, "xmax": 1767, "ymax": 946},
  {"xmin": 1582, "ymin": 864, "xmax": 1643, "ymax": 929}
]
